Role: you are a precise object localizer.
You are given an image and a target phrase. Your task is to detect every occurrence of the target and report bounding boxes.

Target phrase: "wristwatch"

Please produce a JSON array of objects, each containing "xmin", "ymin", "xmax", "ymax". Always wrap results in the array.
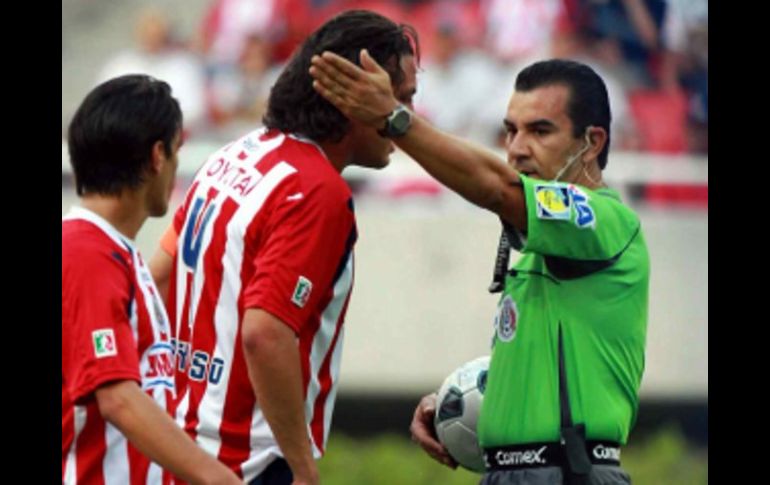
[{"xmin": 378, "ymin": 104, "xmax": 412, "ymax": 138}]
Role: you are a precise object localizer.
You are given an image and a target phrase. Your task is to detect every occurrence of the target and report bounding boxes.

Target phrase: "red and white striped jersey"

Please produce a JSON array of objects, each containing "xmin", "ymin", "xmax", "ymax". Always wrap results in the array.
[
  {"xmin": 165, "ymin": 128, "xmax": 357, "ymax": 481},
  {"xmin": 62, "ymin": 207, "xmax": 176, "ymax": 485}
]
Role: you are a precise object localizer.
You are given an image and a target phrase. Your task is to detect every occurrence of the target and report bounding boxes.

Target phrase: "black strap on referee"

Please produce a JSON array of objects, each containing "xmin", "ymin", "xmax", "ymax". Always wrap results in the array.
[
  {"xmin": 488, "ymin": 181, "xmax": 525, "ymax": 294},
  {"xmin": 488, "ymin": 227, "xmax": 511, "ymax": 293},
  {"xmin": 559, "ymin": 325, "xmax": 593, "ymax": 484}
]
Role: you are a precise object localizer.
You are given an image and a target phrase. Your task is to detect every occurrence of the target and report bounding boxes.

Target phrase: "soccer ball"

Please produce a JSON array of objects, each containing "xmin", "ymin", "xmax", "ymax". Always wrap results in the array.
[{"xmin": 434, "ymin": 355, "xmax": 490, "ymax": 473}]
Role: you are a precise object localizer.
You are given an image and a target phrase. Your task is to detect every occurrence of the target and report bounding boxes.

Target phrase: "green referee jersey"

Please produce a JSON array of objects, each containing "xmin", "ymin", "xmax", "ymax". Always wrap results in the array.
[{"xmin": 477, "ymin": 175, "xmax": 650, "ymax": 448}]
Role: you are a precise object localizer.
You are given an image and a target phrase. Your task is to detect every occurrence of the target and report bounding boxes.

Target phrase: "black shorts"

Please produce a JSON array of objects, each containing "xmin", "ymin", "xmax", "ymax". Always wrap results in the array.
[
  {"xmin": 480, "ymin": 465, "xmax": 631, "ymax": 485},
  {"xmin": 248, "ymin": 458, "xmax": 293, "ymax": 485}
]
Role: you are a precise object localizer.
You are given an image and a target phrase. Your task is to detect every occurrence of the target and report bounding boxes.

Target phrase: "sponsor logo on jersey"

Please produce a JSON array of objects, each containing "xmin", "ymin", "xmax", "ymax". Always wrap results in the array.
[
  {"xmin": 534, "ymin": 184, "xmax": 571, "ymax": 220},
  {"xmin": 143, "ymin": 342, "xmax": 175, "ymax": 390},
  {"xmin": 567, "ymin": 185, "xmax": 596, "ymax": 229},
  {"xmin": 593, "ymin": 444, "xmax": 621, "ymax": 461},
  {"xmin": 92, "ymin": 329, "xmax": 117, "ymax": 358},
  {"xmin": 494, "ymin": 295, "xmax": 518, "ymax": 342},
  {"xmin": 292, "ymin": 276, "xmax": 313, "ymax": 308},
  {"xmin": 492, "ymin": 446, "xmax": 548, "ymax": 466}
]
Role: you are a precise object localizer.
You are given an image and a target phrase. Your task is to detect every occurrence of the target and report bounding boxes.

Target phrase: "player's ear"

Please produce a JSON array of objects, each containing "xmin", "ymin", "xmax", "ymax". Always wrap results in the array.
[{"xmin": 149, "ymin": 140, "xmax": 165, "ymax": 174}]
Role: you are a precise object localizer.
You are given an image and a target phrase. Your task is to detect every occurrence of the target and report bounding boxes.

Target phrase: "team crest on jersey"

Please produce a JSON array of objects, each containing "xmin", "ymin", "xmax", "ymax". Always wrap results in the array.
[
  {"xmin": 567, "ymin": 185, "xmax": 596, "ymax": 229},
  {"xmin": 92, "ymin": 329, "xmax": 117, "ymax": 358},
  {"xmin": 534, "ymin": 184, "xmax": 571, "ymax": 221},
  {"xmin": 494, "ymin": 295, "xmax": 518, "ymax": 342},
  {"xmin": 292, "ymin": 276, "xmax": 313, "ymax": 308},
  {"xmin": 242, "ymin": 136, "xmax": 259, "ymax": 151}
]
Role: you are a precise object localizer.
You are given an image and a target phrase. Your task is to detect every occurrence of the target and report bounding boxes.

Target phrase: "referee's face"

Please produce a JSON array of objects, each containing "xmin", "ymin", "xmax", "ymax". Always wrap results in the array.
[{"xmin": 503, "ymin": 84, "xmax": 586, "ymax": 182}]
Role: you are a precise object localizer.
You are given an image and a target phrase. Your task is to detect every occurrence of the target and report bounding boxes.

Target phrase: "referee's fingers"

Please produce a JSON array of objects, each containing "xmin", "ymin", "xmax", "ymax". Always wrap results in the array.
[{"xmin": 409, "ymin": 394, "xmax": 458, "ymax": 468}]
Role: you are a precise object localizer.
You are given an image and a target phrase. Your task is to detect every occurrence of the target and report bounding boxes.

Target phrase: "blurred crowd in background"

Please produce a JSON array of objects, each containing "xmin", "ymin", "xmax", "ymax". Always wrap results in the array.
[{"xmin": 72, "ymin": 0, "xmax": 708, "ymax": 154}]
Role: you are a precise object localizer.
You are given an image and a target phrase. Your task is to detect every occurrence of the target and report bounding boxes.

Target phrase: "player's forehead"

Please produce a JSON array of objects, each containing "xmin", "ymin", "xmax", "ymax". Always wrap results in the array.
[
  {"xmin": 505, "ymin": 84, "xmax": 571, "ymax": 129},
  {"xmin": 393, "ymin": 54, "xmax": 417, "ymax": 97}
]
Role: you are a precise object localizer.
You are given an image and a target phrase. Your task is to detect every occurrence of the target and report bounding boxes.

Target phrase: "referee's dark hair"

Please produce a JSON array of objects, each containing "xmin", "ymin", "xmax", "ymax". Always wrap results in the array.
[
  {"xmin": 68, "ymin": 74, "xmax": 183, "ymax": 196},
  {"xmin": 264, "ymin": 9, "xmax": 420, "ymax": 143}
]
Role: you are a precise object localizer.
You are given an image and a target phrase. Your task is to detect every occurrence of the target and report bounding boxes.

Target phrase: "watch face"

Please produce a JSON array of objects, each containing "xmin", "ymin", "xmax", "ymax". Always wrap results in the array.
[{"xmin": 390, "ymin": 108, "xmax": 411, "ymax": 135}]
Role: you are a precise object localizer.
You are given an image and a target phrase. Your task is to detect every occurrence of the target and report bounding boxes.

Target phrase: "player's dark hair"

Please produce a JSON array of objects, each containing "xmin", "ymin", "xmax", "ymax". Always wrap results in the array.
[
  {"xmin": 516, "ymin": 59, "xmax": 612, "ymax": 169},
  {"xmin": 264, "ymin": 9, "xmax": 419, "ymax": 143},
  {"xmin": 67, "ymin": 74, "xmax": 183, "ymax": 196}
]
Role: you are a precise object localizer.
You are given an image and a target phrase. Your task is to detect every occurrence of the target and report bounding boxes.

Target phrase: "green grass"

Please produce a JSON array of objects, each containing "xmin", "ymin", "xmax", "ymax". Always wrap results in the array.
[{"xmin": 318, "ymin": 427, "xmax": 707, "ymax": 484}]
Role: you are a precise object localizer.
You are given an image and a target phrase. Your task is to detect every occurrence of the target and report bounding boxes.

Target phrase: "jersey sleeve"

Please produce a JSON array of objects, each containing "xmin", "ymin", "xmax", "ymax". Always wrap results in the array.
[
  {"xmin": 62, "ymin": 243, "xmax": 142, "ymax": 403},
  {"xmin": 518, "ymin": 175, "xmax": 640, "ymax": 261},
  {"xmin": 242, "ymin": 177, "xmax": 356, "ymax": 334}
]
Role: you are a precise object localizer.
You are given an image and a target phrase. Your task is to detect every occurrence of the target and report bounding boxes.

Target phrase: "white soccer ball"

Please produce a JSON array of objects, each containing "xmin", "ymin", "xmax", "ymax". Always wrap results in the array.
[{"xmin": 434, "ymin": 355, "xmax": 490, "ymax": 473}]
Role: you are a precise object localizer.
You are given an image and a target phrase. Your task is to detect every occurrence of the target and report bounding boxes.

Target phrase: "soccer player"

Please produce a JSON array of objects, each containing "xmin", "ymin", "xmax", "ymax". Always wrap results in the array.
[
  {"xmin": 62, "ymin": 74, "xmax": 241, "ymax": 485},
  {"xmin": 310, "ymin": 54, "xmax": 649, "ymax": 485},
  {"xmin": 148, "ymin": 11, "xmax": 419, "ymax": 485}
]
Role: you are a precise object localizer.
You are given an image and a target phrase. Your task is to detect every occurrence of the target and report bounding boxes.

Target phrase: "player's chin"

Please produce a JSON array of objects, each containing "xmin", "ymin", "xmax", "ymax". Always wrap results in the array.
[
  {"xmin": 149, "ymin": 204, "xmax": 170, "ymax": 218},
  {"xmin": 375, "ymin": 156, "xmax": 391, "ymax": 170},
  {"xmin": 362, "ymin": 156, "xmax": 391, "ymax": 170}
]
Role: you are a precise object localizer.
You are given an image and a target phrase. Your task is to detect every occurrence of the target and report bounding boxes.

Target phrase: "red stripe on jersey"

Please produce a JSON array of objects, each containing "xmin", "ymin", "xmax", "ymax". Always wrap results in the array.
[
  {"xmin": 183, "ymin": 196, "xmax": 240, "ymax": 441},
  {"xmin": 76, "ymin": 403, "xmax": 107, "ymax": 485},
  {"xmin": 173, "ymin": 180, "xmax": 202, "ymax": 238},
  {"xmin": 310, "ymin": 283, "xmax": 352, "ymax": 453},
  {"xmin": 128, "ymin": 443, "xmax": 149, "ymax": 485},
  {"xmin": 215, "ymin": 326, "xmax": 256, "ymax": 471},
  {"xmin": 173, "ymin": 270, "xmax": 195, "ymax": 415},
  {"xmin": 168, "ymin": 180, "xmax": 201, "ymax": 336},
  {"xmin": 309, "ymin": 324, "xmax": 343, "ymax": 452},
  {"xmin": 176, "ymin": 185, "xmax": 219, "ymax": 437},
  {"xmin": 62, "ymin": 395, "xmax": 74, "ymax": 476}
]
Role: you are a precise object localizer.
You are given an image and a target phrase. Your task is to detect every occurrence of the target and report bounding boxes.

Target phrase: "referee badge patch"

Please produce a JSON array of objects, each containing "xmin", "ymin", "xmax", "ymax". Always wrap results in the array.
[
  {"xmin": 534, "ymin": 184, "xmax": 571, "ymax": 220},
  {"xmin": 567, "ymin": 185, "xmax": 596, "ymax": 229},
  {"xmin": 92, "ymin": 329, "xmax": 117, "ymax": 358},
  {"xmin": 494, "ymin": 295, "xmax": 518, "ymax": 343},
  {"xmin": 292, "ymin": 276, "xmax": 313, "ymax": 308}
]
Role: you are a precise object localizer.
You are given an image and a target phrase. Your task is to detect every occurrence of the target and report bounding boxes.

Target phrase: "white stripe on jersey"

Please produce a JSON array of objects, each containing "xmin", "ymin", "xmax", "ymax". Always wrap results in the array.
[
  {"xmin": 305, "ymin": 253, "xmax": 353, "ymax": 457},
  {"xmin": 175, "ymin": 387, "xmax": 191, "ymax": 430},
  {"xmin": 186, "ymin": 198, "xmax": 222, "ymax": 336},
  {"xmin": 177, "ymin": 194, "xmax": 223, "ymax": 457},
  {"xmin": 63, "ymin": 405, "xmax": 87, "ymax": 485},
  {"xmin": 146, "ymin": 461, "xmax": 163, "ymax": 485},
  {"xmin": 321, "ymin": 324, "xmax": 346, "ymax": 451},
  {"xmin": 134, "ymin": 248, "xmax": 175, "ymax": 395},
  {"xmin": 192, "ymin": 161, "xmax": 298, "ymax": 457},
  {"xmin": 242, "ymin": 414, "xmax": 281, "ymax": 481},
  {"xmin": 130, "ymin": 300, "xmax": 139, "ymax": 346},
  {"xmin": 103, "ymin": 422, "xmax": 130, "ymax": 485}
]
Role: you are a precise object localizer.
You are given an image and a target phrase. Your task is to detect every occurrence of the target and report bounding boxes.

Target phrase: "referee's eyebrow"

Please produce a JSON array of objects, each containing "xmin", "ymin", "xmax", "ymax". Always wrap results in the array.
[
  {"xmin": 503, "ymin": 119, "xmax": 557, "ymax": 131},
  {"xmin": 525, "ymin": 119, "xmax": 557, "ymax": 131}
]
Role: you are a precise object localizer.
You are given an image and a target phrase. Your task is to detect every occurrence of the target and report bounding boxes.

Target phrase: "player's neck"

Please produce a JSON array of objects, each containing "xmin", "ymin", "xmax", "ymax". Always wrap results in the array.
[
  {"xmin": 315, "ymin": 141, "xmax": 346, "ymax": 173},
  {"xmin": 80, "ymin": 192, "xmax": 149, "ymax": 240}
]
